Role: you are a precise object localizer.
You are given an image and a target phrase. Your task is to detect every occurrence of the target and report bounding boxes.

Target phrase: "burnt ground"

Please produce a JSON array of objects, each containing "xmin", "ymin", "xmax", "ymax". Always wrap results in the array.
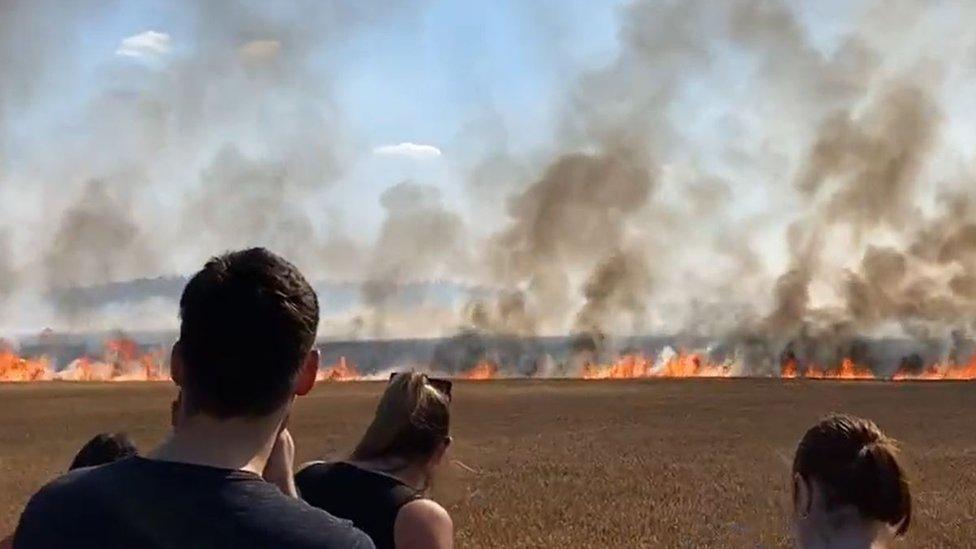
[{"xmin": 0, "ymin": 379, "xmax": 972, "ymax": 547}]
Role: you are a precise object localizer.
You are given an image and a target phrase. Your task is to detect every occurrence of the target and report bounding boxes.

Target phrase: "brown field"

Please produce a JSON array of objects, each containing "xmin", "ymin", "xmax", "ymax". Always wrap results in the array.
[{"xmin": 1, "ymin": 380, "xmax": 973, "ymax": 547}]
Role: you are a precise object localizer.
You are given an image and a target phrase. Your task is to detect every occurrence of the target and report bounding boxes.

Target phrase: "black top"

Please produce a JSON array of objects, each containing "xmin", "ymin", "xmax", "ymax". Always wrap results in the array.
[
  {"xmin": 296, "ymin": 462, "xmax": 423, "ymax": 549},
  {"xmin": 14, "ymin": 456, "xmax": 374, "ymax": 549}
]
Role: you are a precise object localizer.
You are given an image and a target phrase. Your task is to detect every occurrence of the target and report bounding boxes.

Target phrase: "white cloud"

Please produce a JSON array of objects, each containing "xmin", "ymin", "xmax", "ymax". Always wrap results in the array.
[
  {"xmin": 373, "ymin": 142, "xmax": 442, "ymax": 159},
  {"xmin": 115, "ymin": 31, "xmax": 171, "ymax": 59}
]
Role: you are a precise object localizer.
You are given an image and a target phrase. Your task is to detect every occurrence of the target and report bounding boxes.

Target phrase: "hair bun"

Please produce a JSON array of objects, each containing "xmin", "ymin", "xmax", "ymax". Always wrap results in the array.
[{"xmin": 853, "ymin": 440, "xmax": 911, "ymax": 535}]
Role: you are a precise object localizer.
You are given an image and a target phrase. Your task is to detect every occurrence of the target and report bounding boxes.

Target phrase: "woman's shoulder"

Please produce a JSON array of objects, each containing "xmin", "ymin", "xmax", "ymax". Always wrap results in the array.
[
  {"xmin": 397, "ymin": 499, "xmax": 451, "ymax": 525},
  {"xmin": 394, "ymin": 499, "xmax": 453, "ymax": 549}
]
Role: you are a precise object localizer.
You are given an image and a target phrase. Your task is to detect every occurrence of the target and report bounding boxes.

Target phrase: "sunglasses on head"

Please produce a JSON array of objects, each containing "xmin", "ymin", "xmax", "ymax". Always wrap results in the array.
[{"xmin": 389, "ymin": 372, "xmax": 453, "ymax": 401}]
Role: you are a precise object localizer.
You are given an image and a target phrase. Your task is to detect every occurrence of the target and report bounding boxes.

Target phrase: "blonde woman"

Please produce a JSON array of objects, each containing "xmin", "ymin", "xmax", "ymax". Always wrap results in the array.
[
  {"xmin": 792, "ymin": 414, "xmax": 912, "ymax": 548},
  {"xmin": 297, "ymin": 372, "xmax": 453, "ymax": 549}
]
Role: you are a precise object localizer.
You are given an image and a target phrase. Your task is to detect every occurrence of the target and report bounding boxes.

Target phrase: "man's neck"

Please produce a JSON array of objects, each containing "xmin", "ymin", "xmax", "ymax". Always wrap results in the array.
[{"xmin": 149, "ymin": 412, "xmax": 284, "ymax": 475}]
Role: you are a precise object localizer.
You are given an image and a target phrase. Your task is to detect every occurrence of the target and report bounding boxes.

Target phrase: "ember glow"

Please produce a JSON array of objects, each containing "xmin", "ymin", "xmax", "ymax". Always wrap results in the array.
[{"xmin": 458, "ymin": 361, "xmax": 499, "ymax": 380}]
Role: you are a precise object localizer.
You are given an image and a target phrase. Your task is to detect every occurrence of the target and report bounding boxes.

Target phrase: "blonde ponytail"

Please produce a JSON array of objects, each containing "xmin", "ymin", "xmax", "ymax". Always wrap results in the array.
[{"xmin": 351, "ymin": 371, "xmax": 451, "ymax": 465}]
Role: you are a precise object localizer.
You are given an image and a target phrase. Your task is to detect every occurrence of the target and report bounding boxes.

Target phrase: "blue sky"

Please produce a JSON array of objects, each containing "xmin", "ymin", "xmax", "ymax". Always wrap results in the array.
[
  {"xmin": 2, "ymin": 1, "xmax": 625, "ymax": 238},
  {"xmin": 317, "ymin": 0, "xmax": 624, "ymax": 227},
  {"xmin": 5, "ymin": 0, "xmax": 871, "ymax": 238}
]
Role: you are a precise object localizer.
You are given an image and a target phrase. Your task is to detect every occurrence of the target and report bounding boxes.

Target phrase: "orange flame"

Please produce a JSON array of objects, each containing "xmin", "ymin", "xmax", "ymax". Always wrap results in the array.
[
  {"xmin": 59, "ymin": 338, "xmax": 168, "ymax": 381},
  {"xmin": 0, "ymin": 337, "xmax": 167, "ymax": 382},
  {"xmin": 835, "ymin": 357, "xmax": 874, "ymax": 380},
  {"xmin": 892, "ymin": 355, "xmax": 976, "ymax": 381},
  {"xmin": 6, "ymin": 338, "xmax": 976, "ymax": 383},
  {"xmin": 459, "ymin": 360, "xmax": 499, "ymax": 380},
  {"xmin": 582, "ymin": 351, "xmax": 733, "ymax": 379},
  {"xmin": 779, "ymin": 358, "xmax": 873, "ymax": 380},
  {"xmin": 0, "ymin": 341, "xmax": 51, "ymax": 381},
  {"xmin": 318, "ymin": 356, "xmax": 361, "ymax": 381},
  {"xmin": 780, "ymin": 357, "xmax": 798, "ymax": 379}
]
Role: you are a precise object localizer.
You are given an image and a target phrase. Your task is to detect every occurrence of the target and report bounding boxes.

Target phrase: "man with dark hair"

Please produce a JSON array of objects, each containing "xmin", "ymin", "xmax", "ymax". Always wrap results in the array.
[
  {"xmin": 14, "ymin": 248, "xmax": 374, "ymax": 549},
  {"xmin": 69, "ymin": 432, "xmax": 139, "ymax": 470}
]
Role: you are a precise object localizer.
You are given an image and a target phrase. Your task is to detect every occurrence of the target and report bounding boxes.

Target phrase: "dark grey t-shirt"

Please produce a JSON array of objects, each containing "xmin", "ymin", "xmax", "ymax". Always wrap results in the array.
[{"xmin": 14, "ymin": 456, "xmax": 374, "ymax": 549}]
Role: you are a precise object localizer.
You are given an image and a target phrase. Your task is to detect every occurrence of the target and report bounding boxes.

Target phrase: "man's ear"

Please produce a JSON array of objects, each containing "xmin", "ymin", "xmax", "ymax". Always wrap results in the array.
[
  {"xmin": 170, "ymin": 341, "xmax": 185, "ymax": 386},
  {"xmin": 793, "ymin": 472, "xmax": 811, "ymax": 519},
  {"xmin": 295, "ymin": 348, "xmax": 319, "ymax": 396}
]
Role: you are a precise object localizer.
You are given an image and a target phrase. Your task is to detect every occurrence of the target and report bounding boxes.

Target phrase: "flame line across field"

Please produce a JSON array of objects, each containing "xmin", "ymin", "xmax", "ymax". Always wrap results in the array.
[
  {"xmin": 319, "ymin": 351, "xmax": 976, "ymax": 382},
  {"xmin": 3, "ymin": 339, "xmax": 976, "ymax": 383}
]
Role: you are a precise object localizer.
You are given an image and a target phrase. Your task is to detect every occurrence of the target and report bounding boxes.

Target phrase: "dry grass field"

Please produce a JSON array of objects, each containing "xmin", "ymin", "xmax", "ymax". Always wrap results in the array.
[{"xmin": 1, "ymin": 379, "xmax": 973, "ymax": 547}]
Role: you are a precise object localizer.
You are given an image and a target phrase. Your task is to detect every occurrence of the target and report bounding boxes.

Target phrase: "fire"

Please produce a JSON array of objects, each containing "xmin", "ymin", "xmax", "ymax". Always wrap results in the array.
[
  {"xmin": 459, "ymin": 360, "xmax": 499, "ymax": 380},
  {"xmin": 780, "ymin": 357, "xmax": 798, "ymax": 379},
  {"xmin": 0, "ymin": 337, "xmax": 167, "ymax": 382},
  {"xmin": 892, "ymin": 355, "xmax": 976, "ymax": 381},
  {"xmin": 583, "ymin": 354, "xmax": 652, "ymax": 379},
  {"xmin": 582, "ymin": 351, "xmax": 733, "ymax": 379},
  {"xmin": 317, "ymin": 357, "xmax": 501, "ymax": 382},
  {"xmin": 836, "ymin": 357, "xmax": 874, "ymax": 380},
  {"xmin": 779, "ymin": 358, "xmax": 876, "ymax": 380},
  {"xmin": 316, "ymin": 357, "xmax": 502, "ymax": 381},
  {"xmin": 58, "ymin": 338, "xmax": 168, "ymax": 381},
  {"xmin": 802, "ymin": 365, "xmax": 825, "ymax": 379},
  {"xmin": 0, "ymin": 342, "xmax": 51, "ymax": 381},
  {"xmin": 318, "ymin": 356, "xmax": 361, "ymax": 381},
  {"xmin": 781, "ymin": 356, "xmax": 976, "ymax": 381},
  {"xmin": 5, "ymin": 337, "xmax": 976, "ymax": 383}
]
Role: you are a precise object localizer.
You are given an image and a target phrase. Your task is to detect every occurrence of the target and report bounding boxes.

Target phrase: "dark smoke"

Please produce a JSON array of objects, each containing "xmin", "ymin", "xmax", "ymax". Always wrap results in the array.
[
  {"xmin": 360, "ymin": 182, "xmax": 469, "ymax": 338},
  {"xmin": 575, "ymin": 249, "xmax": 652, "ymax": 335},
  {"xmin": 184, "ymin": 146, "xmax": 316, "ymax": 264},
  {"xmin": 765, "ymin": 83, "xmax": 940, "ymax": 338},
  {"xmin": 44, "ymin": 180, "xmax": 158, "ymax": 315},
  {"xmin": 796, "ymin": 85, "xmax": 937, "ymax": 232},
  {"xmin": 483, "ymin": 147, "xmax": 657, "ymax": 335}
]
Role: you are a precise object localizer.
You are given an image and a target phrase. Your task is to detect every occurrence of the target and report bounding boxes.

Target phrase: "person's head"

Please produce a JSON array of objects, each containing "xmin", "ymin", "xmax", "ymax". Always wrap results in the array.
[
  {"xmin": 792, "ymin": 414, "xmax": 911, "ymax": 547},
  {"xmin": 172, "ymin": 248, "xmax": 320, "ymax": 420},
  {"xmin": 351, "ymin": 372, "xmax": 452, "ymax": 482},
  {"xmin": 69, "ymin": 432, "xmax": 138, "ymax": 470}
]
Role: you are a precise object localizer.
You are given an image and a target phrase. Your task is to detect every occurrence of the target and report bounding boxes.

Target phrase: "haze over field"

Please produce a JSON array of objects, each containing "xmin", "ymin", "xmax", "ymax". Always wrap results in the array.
[{"xmin": 4, "ymin": 0, "xmax": 976, "ymax": 361}]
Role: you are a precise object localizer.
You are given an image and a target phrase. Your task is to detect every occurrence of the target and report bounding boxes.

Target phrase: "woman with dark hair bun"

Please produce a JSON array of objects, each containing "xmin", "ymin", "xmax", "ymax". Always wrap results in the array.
[{"xmin": 792, "ymin": 413, "xmax": 912, "ymax": 548}]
